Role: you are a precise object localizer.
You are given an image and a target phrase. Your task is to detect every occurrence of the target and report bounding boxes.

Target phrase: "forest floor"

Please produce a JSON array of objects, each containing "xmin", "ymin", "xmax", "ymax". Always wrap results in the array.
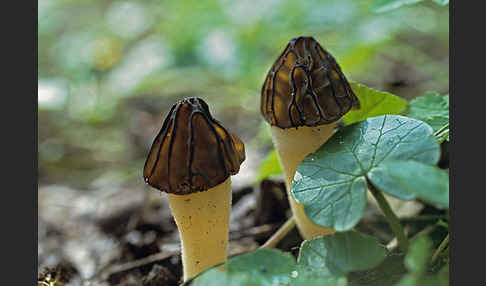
[{"xmin": 38, "ymin": 169, "xmax": 448, "ymax": 286}]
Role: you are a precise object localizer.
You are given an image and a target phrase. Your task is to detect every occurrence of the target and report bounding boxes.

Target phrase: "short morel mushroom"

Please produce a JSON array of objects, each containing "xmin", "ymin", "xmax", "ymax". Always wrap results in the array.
[
  {"xmin": 260, "ymin": 36, "xmax": 360, "ymax": 240},
  {"xmin": 143, "ymin": 97, "xmax": 245, "ymax": 281}
]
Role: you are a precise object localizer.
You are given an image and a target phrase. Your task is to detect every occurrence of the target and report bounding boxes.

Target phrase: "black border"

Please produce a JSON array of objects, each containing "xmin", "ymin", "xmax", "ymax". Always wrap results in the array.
[
  {"xmin": 449, "ymin": 0, "xmax": 480, "ymax": 285},
  {"xmin": 4, "ymin": 0, "xmax": 37, "ymax": 284}
]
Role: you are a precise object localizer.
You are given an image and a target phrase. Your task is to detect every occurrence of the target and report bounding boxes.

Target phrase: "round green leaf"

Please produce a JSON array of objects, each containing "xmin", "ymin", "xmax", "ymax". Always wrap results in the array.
[
  {"xmin": 297, "ymin": 231, "xmax": 387, "ymax": 277},
  {"xmin": 347, "ymin": 253, "xmax": 407, "ymax": 286},
  {"xmin": 369, "ymin": 160, "xmax": 449, "ymax": 208},
  {"xmin": 291, "ymin": 115, "xmax": 440, "ymax": 230},
  {"xmin": 407, "ymin": 92, "xmax": 449, "ymax": 134},
  {"xmin": 192, "ymin": 270, "xmax": 251, "ymax": 286},
  {"xmin": 193, "ymin": 248, "xmax": 296, "ymax": 286},
  {"xmin": 291, "ymin": 272, "xmax": 347, "ymax": 286}
]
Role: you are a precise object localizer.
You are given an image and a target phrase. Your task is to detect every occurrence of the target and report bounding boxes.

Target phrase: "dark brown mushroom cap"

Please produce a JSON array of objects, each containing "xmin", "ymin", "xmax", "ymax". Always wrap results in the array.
[
  {"xmin": 261, "ymin": 36, "xmax": 360, "ymax": 129},
  {"xmin": 143, "ymin": 97, "xmax": 245, "ymax": 195}
]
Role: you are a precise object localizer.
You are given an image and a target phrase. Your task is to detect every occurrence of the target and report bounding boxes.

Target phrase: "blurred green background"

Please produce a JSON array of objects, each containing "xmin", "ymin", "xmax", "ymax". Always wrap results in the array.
[{"xmin": 38, "ymin": 0, "xmax": 448, "ymax": 191}]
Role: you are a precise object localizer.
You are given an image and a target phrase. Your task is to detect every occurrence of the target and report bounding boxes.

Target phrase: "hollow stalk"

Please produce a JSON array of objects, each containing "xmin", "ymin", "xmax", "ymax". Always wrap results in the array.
[
  {"xmin": 168, "ymin": 178, "xmax": 232, "ymax": 281},
  {"xmin": 270, "ymin": 123, "xmax": 337, "ymax": 240}
]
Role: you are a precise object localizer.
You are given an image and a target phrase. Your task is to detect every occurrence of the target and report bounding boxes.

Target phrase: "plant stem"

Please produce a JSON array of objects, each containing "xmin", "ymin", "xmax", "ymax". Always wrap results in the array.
[
  {"xmin": 434, "ymin": 123, "xmax": 449, "ymax": 137},
  {"xmin": 434, "ymin": 123, "xmax": 449, "ymax": 143},
  {"xmin": 431, "ymin": 233, "xmax": 449, "ymax": 263},
  {"xmin": 368, "ymin": 183, "xmax": 409, "ymax": 252},
  {"xmin": 260, "ymin": 216, "xmax": 296, "ymax": 248}
]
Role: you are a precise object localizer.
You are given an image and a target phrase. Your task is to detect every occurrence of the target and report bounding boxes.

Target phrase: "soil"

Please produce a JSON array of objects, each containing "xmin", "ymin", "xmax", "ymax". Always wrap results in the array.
[{"xmin": 38, "ymin": 173, "xmax": 448, "ymax": 286}]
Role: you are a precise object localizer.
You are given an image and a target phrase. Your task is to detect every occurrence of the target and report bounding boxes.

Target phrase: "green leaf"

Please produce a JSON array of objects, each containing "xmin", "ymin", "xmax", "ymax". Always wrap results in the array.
[
  {"xmin": 372, "ymin": 0, "xmax": 424, "ymax": 13},
  {"xmin": 342, "ymin": 82, "xmax": 407, "ymax": 125},
  {"xmin": 292, "ymin": 231, "xmax": 386, "ymax": 286},
  {"xmin": 348, "ymin": 253, "xmax": 407, "ymax": 286},
  {"xmin": 297, "ymin": 231, "xmax": 387, "ymax": 277},
  {"xmin": 437, "ymin": 263, "xmax": 449, "ymax": 285},
  {"xmin": 193, "ymin": 248, "xmax": 296, "ymax": 286},
  {"xmin": 409, "ymin": 93, "xmax": 449, "ymax": 117},
  {"xmin": 291, "ymin": 115, "xmax": 440, "ymax": 230},
  {"xmin": 369, "ymin": 160, "xmax": 449, "ymax": 208},
  {"xmin": 257, "ymin": 149, "xmax": 283, "ymax": 182},
  {"xmin": 432, "ymin": 0, "xmax": 449, "ymax": 6},
  {"xmin": 395, "ymin": 275, "xmax": 443, "ymax": 286},
  {"xmin": 394, "ymin": 236, "xmax": 447, "ymax": 286},
  {"xmin": 407, "ymin": 93, "xmax": 449, "ymax": 134},
  {"xmin": 291, "ymin": 273, "xmax": 347, "ymax": 286},
  {"xmin": 191, "ymin": 270, "xmax": 251, "ymax": 286},
  {"xmin": 404, "ymin": 236, "xmax": 432, "ymax": 275}
]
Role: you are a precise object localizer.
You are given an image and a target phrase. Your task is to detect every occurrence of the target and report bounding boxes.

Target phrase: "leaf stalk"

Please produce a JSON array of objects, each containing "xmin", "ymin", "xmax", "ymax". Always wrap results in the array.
[
  {"xmin": 368, "ymin": 182, "xmax": 409, "ymax": 252},
  {"xmin": 431, "ymin": 233, "xmax": 449, "ymax": 263}
]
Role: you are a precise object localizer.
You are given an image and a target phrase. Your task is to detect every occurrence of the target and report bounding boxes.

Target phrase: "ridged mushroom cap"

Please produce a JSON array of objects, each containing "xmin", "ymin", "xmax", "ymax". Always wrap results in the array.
[
  {"xmin": 261, "ymin": 36, "xmax": 360, "ymax": 129},
  {"xmin": 143, "ymin": 97, "xmax": 245, "ymax": 195}
]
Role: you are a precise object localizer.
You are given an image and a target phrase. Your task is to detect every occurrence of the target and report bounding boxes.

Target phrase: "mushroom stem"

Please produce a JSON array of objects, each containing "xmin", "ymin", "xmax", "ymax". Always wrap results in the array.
[
  {"xmin": 270, "ymin": 123, "xmax": 337, "ymax": 240},
  {"xmin": 168, "ymin": 178, "xmax": 232, "ymax": 281}
]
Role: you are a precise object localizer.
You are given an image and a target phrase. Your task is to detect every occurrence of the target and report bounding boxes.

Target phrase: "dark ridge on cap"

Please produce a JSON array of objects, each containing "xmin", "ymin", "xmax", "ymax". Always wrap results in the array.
[
  {"xmin": 143, "ymin": 97, "xmax": 245, "ymax": 195},
  {"xmin": 261, "ymin": 36, "xmax": 360, "ymax": 129}
]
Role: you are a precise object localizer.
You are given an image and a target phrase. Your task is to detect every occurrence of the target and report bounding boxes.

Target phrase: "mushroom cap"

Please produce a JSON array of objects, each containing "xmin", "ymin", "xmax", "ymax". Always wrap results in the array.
[
  {"xmin": 143, "ymin": 97, "xmax": 245, "ymax": 195},
  {"xmin": 261, "ymin": 36, "xmax": 360, "ymax": 129}
]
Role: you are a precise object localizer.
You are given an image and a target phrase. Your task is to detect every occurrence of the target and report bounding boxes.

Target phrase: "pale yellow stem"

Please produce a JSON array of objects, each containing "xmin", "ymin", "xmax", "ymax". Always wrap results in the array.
[
  {"xmin": 271, "ymin": 124, "xmax": 337, "ymax": 240},
  {"xmin": 168, "ymin": 178, "xmax": 232, "ymax": 282}
]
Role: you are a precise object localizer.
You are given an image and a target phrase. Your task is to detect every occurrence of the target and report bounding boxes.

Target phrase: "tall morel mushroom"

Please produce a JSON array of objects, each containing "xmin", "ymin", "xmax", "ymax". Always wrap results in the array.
[
  {"xmin": 143, "ymin": 97, "xmax": 245, "ymax": 281},
  {"xmin": 260, "ymin": 36, "xmax": 360, "ymax": 240}
]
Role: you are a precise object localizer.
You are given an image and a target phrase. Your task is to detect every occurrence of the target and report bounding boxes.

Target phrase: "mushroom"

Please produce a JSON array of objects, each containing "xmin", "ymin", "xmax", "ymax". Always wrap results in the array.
[
  {"xmin": 260, "ymin": 36, "xmax": 360, "ymax": 240},
  {"xmin": 143, "ymin": 97, "xmax": 245, "ymax": 281}
]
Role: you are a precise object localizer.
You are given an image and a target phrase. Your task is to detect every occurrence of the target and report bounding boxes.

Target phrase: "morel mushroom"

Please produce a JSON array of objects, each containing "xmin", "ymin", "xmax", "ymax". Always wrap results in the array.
[
  {"xmin": 143, "ymin": 97, "xmax": 245, "ymax": 281},
  {"xmin": 260, "ymin": 36, "xmax": 359, "ymax": 240}
]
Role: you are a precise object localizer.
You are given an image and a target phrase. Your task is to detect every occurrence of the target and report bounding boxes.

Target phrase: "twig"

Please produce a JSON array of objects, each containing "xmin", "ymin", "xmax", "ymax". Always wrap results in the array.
[
  {"xmin": 368, "ymin": 183, "xmax": 408, "ymax": 252},
  {"xmin": 260, "ymin": 216, "xmax": 296, "ymax": 248},
  {"xmin": 100, "ymin": 250, "xmax": 179, "ymax": 280},
  {"xmin": 431, "ymin": 233, "xmax": 449, "ymax": 263},
  {"xmin": 229, "ymin": 223, "xmax": 276, "ymax": 240}
]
